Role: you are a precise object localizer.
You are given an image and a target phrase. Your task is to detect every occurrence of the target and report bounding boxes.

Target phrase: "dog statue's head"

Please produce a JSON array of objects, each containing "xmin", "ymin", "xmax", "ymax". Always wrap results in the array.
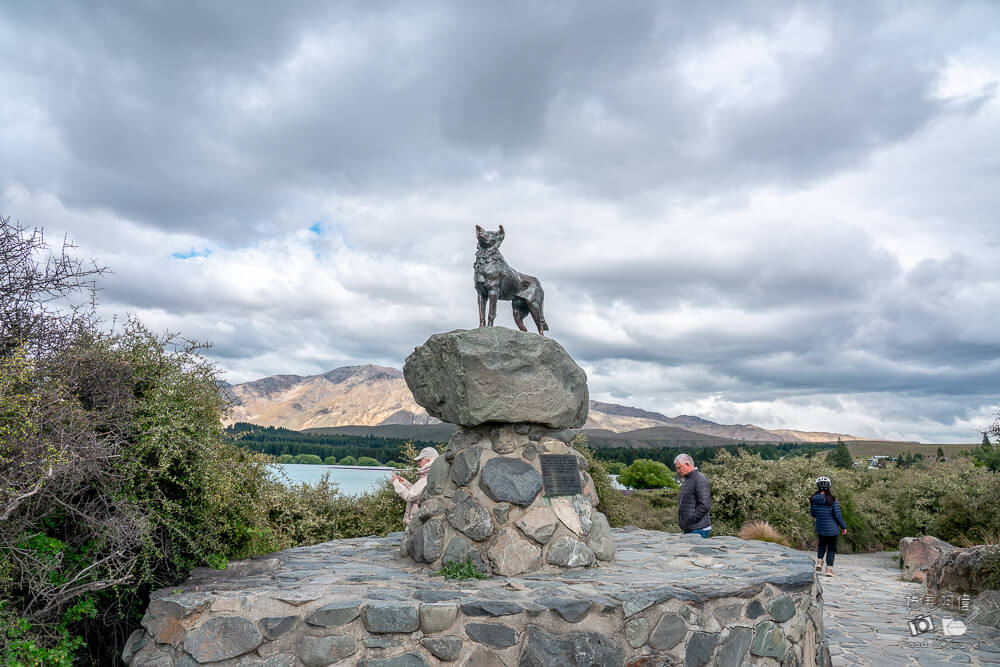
[{"xmin": 475, "ymin": 224, "xmax": 505, "ymax": 251}]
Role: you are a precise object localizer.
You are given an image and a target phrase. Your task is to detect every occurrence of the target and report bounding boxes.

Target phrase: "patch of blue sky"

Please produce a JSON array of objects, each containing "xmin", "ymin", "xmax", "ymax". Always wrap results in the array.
[{"xmin": 171, "ymin": 248, "xmax": 212, "ymax": 260}]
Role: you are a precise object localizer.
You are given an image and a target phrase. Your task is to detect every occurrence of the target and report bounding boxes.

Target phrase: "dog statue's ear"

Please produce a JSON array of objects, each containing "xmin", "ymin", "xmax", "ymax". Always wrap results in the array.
[
  {"xmin": 476, "ymin": 225, "xmax": 484, "ymax": 234},
  {"xmin": 498, "ymin": 224, "xmax": 505, "ymax": 236}
]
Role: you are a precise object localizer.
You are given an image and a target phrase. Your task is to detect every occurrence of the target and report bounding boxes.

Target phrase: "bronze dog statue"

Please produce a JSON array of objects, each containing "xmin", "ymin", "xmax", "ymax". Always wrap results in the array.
[{"xmin": 474, "ymin": 225, "xmax": 549, "ymax": 335}]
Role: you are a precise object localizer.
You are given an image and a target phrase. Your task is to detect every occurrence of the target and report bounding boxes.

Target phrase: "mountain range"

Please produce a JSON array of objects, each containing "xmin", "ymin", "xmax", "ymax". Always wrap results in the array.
[{"xmin": 222, "ymin": 364, "xmax": 862, "ymax": 444}]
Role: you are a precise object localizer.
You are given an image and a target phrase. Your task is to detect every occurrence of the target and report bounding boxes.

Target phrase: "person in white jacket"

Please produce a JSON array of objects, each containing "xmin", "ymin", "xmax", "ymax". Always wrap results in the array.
[{"xmin": 392, "ymin": 447, "xmax": 439, "ymax": 526}]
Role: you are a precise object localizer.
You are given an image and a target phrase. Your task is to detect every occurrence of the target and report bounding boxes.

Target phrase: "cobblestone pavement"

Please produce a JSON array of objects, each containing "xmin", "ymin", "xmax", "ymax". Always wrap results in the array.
[{"xmin": 822, "ymin": 551, "xmax": 1000, "ymax": 666}]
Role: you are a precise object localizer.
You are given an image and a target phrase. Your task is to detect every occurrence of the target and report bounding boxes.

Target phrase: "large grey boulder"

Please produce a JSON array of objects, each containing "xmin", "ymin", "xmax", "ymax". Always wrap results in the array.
[
  {"xmin": 403, "ymin": 328, "xmax": 588, "ymax": 428},
  {"xmin": 899, "ymin": 535, "xmax": 957, "ymax": 583}
]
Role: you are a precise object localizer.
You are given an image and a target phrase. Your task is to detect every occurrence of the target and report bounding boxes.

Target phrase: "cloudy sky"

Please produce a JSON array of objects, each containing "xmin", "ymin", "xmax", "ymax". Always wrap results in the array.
[{"xmin": 2, "ymin": 2, "xmax": 998, "ymax": 443}]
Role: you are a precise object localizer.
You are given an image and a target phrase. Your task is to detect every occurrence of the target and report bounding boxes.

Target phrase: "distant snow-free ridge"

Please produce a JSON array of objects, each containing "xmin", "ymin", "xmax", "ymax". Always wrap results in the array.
[{"xmin": 222, "ymin": 364, "xmax": 863, "ymax": 444}]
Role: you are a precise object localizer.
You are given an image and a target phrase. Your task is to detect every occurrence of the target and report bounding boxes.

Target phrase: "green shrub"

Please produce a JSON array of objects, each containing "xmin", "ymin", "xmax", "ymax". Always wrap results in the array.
[
  {"xmin": 293, "ymin": 454, "xmax": 323, "ymax": 465},
  {"xmin": 338, "ymin": 456, "xmax": 358, "ymax": 466},
  {"xmin": 437, "ymin": 556, "xmax": 488, "ymax": 580},
  {"xmin": 356, "ymin": 456, "xmax": 380, "ymax": 466},
  {"xmin": 324, "ymin": 456, "xmax": 338, "ymax": 464},
  {"xmin": 617, "ymin": 459, "xmax": 678, "ymax": 490},
  {"xmin": 572, "ymin": 436, "xmax": 627, "ymax": 527},
  {"xmin": 277, "ymin": 454, "xmax": 295, "ymax": 463}
]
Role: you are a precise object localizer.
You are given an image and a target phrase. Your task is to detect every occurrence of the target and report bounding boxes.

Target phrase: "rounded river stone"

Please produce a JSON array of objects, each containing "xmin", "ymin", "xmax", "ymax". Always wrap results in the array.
[{"xmin": 479, "ymin": 457, "xmax": 542, "ymax": 506}]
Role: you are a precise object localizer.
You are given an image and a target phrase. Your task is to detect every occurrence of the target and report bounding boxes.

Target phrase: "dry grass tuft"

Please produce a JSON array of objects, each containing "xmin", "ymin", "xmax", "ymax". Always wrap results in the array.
[{"xmin": 738, "ymin": 520, "xmax": 792, "ymax": 547}]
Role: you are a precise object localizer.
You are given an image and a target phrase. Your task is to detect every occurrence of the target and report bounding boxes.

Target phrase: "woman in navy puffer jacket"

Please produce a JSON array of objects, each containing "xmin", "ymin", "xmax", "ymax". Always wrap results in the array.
[{"xmin": 810, "ymin": 476, "xmax": 847, "ymax": 577}]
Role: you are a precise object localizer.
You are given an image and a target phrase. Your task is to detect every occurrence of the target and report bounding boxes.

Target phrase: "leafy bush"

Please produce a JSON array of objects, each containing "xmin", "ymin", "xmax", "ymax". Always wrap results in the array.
[
  {"xmin": 324, "ymin": 456, "xmax": 337, "ymax": 464},
  {"xmin": 338, "ymin": 456, "xmax": 358, "ymax": 466},
  {"xmin": 277, "ymin": 454, "xmax": 295, "ymax": 463},
  {"xmin": 617, "ymin": 459, "xmax": 679, "ymax": 490},
  {"xmin": 293, "ymin": 454, "xmax": 323, "ymax": 465},
  {"xmin": 699, "ymin": 450, "xmax": 1000, "ymax": 551},
  {"xmin": 356, "ymin": 456, "xmax": 380, "ymax": 466}
]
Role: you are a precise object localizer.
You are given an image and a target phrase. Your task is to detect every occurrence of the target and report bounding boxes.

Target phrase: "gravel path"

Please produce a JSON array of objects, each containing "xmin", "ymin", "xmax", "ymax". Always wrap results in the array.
[{"xmin": 821, "ymin": 551, "xmax": 1000, "ymax": 666}]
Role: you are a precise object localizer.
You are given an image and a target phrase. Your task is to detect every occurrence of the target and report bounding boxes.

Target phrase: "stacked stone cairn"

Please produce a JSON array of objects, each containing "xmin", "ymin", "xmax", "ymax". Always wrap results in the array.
[{"xmin": 400, "ymin": 327, "xmax": 615, "ymax": 575}]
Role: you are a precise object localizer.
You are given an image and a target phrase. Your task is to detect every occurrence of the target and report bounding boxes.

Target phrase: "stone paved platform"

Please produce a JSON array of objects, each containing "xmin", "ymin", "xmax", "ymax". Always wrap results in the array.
[
  {"xmin": 821, "ymin": 551, "xmax": 1000, "ymax": 666},
  {"xmin": 125, "ymin": 528, "xmax": 824, "ymax": 666}
]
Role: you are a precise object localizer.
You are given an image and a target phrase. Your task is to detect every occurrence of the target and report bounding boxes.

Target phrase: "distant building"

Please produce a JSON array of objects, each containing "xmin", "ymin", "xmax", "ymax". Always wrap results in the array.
[{"xmin": 867, "ymin": 455, "xmax": 894, "ymax": 469}]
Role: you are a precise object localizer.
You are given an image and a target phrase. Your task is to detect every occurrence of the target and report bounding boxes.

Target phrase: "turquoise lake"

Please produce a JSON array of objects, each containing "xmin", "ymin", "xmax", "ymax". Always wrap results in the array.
[
  {"xmin": 272, "ymin": 463, "xmax": 395, "ymax": 496},
  {"xmin": 272, "ymin": 463, "xmax": 626, "ymax": 494}
]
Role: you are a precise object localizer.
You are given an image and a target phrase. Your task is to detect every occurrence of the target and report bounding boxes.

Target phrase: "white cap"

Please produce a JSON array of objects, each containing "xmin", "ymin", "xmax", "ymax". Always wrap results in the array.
[{"xmin": 415, "ymin": 447, "xmax": 439, "ymax": 462}]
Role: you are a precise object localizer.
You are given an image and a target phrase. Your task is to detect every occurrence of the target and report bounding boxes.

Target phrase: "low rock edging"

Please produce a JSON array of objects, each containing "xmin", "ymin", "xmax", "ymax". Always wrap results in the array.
[{"xmin": 125, "ymin": 529, "xmax": 827, "ymax": 666}]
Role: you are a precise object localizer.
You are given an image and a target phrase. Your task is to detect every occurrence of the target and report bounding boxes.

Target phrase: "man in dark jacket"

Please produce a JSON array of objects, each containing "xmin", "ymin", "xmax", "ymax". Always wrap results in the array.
[{"xmin": 674, "ymin": 453, "xmax": 711, "ymax": 537}]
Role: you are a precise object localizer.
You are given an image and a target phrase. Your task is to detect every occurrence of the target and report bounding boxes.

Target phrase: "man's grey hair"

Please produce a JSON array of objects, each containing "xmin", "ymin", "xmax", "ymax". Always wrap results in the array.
[{"xmin": 673, "ymin": 453, "xmax": 694, "ymax": 467}]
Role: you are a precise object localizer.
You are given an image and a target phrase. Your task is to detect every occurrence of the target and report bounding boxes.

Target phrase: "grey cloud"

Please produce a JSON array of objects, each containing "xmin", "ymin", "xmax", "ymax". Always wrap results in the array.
[{"xmin": 2, "ymin": 2, "xmax": 978, "ymax": 240}]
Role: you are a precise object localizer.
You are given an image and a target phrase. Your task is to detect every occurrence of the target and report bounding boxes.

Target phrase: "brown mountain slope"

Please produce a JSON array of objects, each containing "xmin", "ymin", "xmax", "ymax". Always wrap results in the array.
[
  {"xmin": 226, "ymin": 365, "xmax": 439, "ymax": 430},
  {"xmin": 225, "ymin": 365, "xmax": 861, "ymax": 442}
]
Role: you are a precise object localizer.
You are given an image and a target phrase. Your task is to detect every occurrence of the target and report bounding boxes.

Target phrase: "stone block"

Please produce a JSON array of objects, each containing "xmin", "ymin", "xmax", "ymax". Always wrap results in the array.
[
  {"xmin": 515, "ymin": 507, "xmax": 559, "ymax": 544},
  {"xmin": 420, "ymin": 635, "xmax": 464, "ymax": 662},
  {"xmin": 536, "ymin": 597, "xmax": 593, "ymax": 623},
  {"xmin": 447, "ymin": 491, "xmax": 495, "ymax": 541},
  {"xmin": 545, "ymin": 536, "xmax": 595, "ymax": 567},
  {"xmin": 493, "ymin": 502, "xmax": 511, "ymax": 524},
  {"xmin": 465, "ymin": 622, "xmax": 518, "ymax": 648},
  {"xmin": 750, "ymin": 620, "xmax": 786, "ymax": 658},
  {"xmin": 141, "ymin": 593, "xmax": 211, "ymax": 645},
  {"xmin": 425, "ymin": 456, "xmax": 451, "ymax": 496},
  {"xmin": 122, "ymin": 629, "xmax": 148, "ymax": 664},
  {"xmin": 550, "ymin": 497, "xmax": 583, "ymax": 535},
  {"xmin": 625, "ymin": 656, "xmax": 682, "ymax": 667},
  {"xmin": 649, "ymin": 612, "xmax": 687, "ymax": 650},
  {"xmin": 492, "ymin": 428, "xmax": 523, "ymax": 454},
  {"xmin": 461, "ymin": 600, "xmax": 524, "ymax": 617},
  {"xmin": 768, "ymin": 594, "xmax": 796, "ymax": 623},
  {"xmin": 128, "ymin": 642, "xmax": 173, "ymax": 667},
  {"xmin": 480, "ymin": 457, "xmax": 543, "ymax": 506},
  {"xmin": 403, "ymin": 328, "xmax": 589, "ymax": 428},
  {"xmin": 298, "ymin": 635, "xmax": 358, "ymax": 667},
  {"xmin": 517, "ymin": 626, "xmax": 624, "ymax": 666},
  {"xmin": 420, "ymin": 602, "xmax": 459, "ymax": 633},
  {"xmin": 746, "ymin": 600, "xmax": 766, "ymax": 619},
  {"xmin": 924, "ymin": 542, "xmax": 1000, "ymax": 594},
  {"xmin": 357, "ymin": 653, "xmax": 430, "ymax": 667},
  {"xmin": 418, "ymin": 496, "xmax": 453, "ymax": 521},
  {"xmin": 259, "ymin": 616, "xmax": 297, "ymax": 640},
  {"xmin": 305, "ymin": 600, "xmax": 361, "ymax": 627},
  {"xmin": 183, "ymin": 617, "xmax": 262, "ymax": 663},
  {"xmin": 487, "ymin": 527, "xmax": 542, "ymax": 576},
  {"xmin": 685, "ymin": 631, "xmax": 719, "ymax": 666},
  {"xmin": 571, "ymin": 494, "xmax": 594, "ymax": 535},
  {"xmin": 717, "ymin": 626, "xmax": 752, "ymax": 665},
  {"xmin": 464, "ymin": 646, "xmax": 507, "ymax": 666},
  {"xmin": 413, "ymin": 517, "xmax": 445, "ymax": 563},
  {"xmin": 361, "ymin": 601, "xmax": 420, "ymax": 633},
  {"xmin": 588, "ymin": 512, "xmax": 616, "ymax": 561},
  {"xmin": 626, "ymin": 617, "xmax": 649, "ymax": 648},
  {"xmin": 442, "ymin": 535, "xmax": 488, "ymax": 573},
  {"xmin": 899, "ymin": 535, "xmax": 956, "ymax": 583},
  {"xmin": 450, "ymin": 446, "xmax": 484, "ymax": 486}
]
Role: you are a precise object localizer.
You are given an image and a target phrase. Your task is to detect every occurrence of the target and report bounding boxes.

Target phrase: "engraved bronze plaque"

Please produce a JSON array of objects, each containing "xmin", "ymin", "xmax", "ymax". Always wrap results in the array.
[{"xmin": 540, "ymin": 454, "xmax": 583, "ymax": 496}]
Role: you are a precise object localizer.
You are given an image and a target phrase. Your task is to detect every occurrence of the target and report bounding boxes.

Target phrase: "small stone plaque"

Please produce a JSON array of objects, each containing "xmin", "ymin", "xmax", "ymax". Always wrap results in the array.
[{"xmin": 539, "ymin": 454, "xmax": 582, "ymax": 496}]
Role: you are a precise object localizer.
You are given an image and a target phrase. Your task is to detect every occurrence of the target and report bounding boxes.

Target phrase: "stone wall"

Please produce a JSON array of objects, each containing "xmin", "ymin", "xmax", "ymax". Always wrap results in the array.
[
  {"xmin": 125, "ymin": 529, "xmax": 827, "ymax": 666},
  {"xmin": 400, "ymin": 423, "xmax": 613, "ymax": 576}
]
